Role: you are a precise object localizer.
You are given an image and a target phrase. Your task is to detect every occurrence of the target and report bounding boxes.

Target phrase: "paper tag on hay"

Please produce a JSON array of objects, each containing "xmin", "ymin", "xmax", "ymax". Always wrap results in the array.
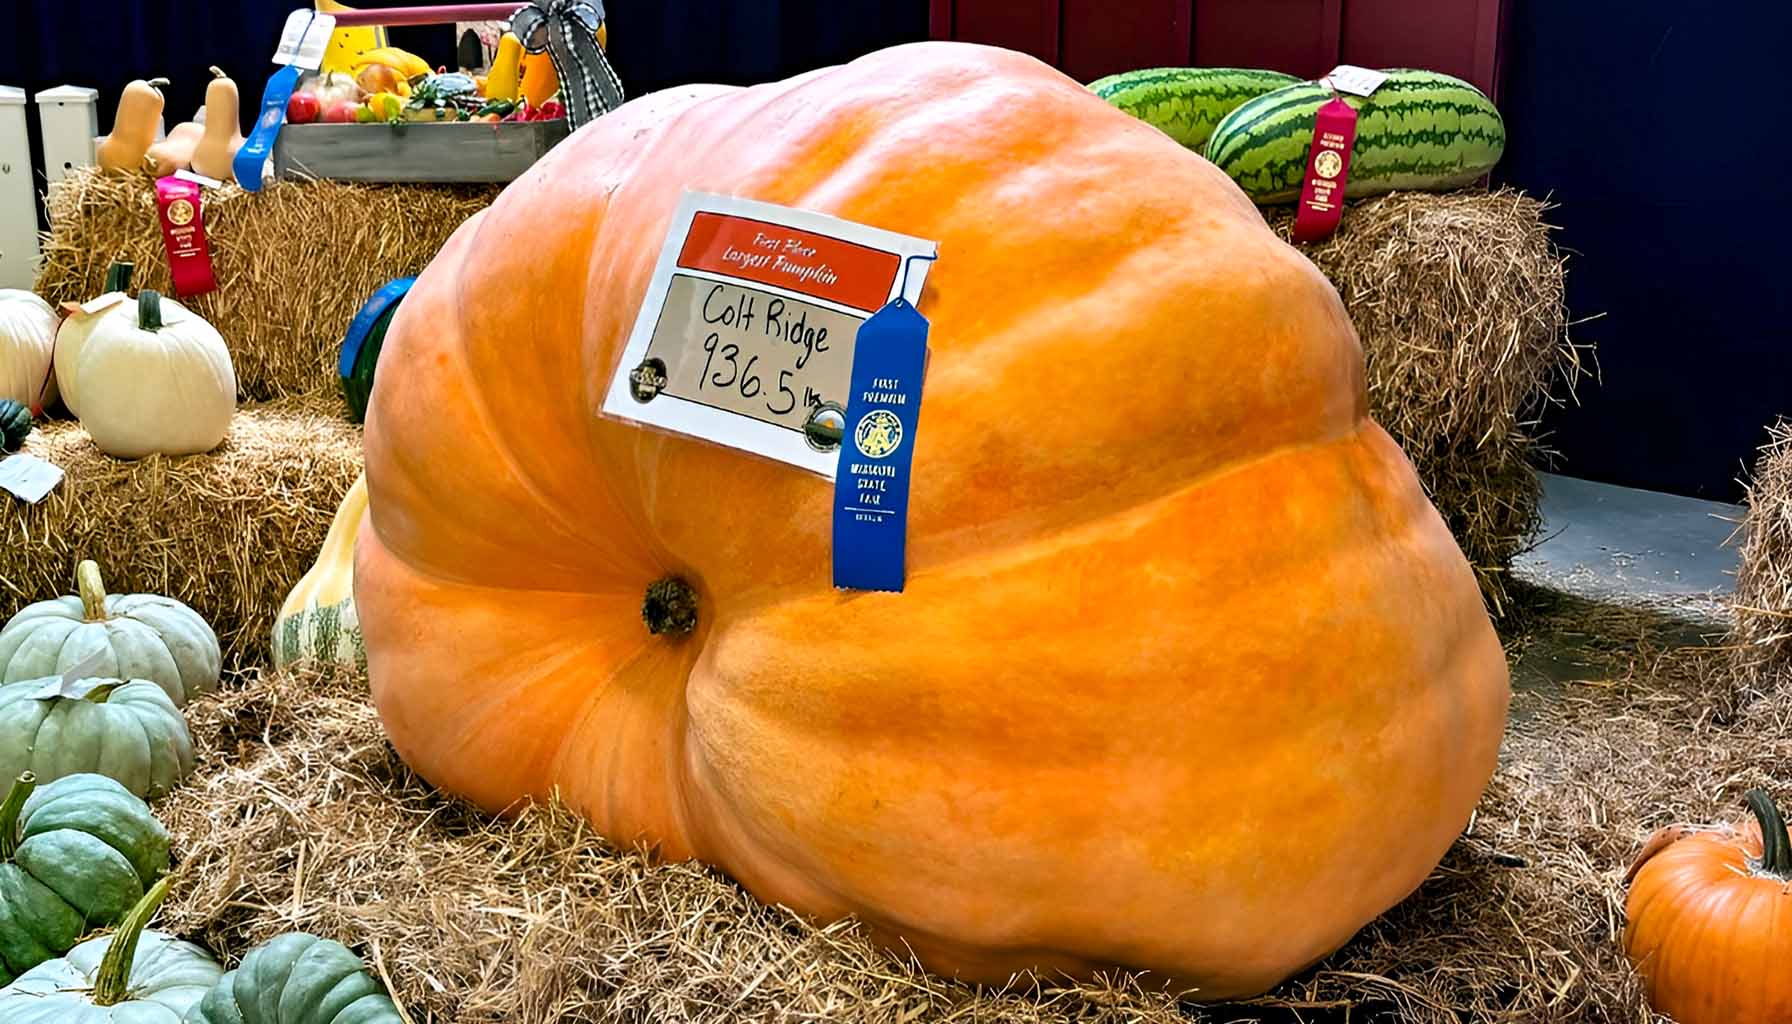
[{"xmin": 0, "ymin": 454, "xmax": 64, "ymax": 504}]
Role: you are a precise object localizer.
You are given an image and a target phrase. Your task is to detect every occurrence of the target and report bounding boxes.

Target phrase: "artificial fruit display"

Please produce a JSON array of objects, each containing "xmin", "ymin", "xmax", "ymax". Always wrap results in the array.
[
  {"xmin": 72, "ymin": 290, "xmax": 236, "ymax": 459},
  {"xmin": 185, "ymin": 933, "xmax": 404, "ymax": 1024},
  {"xmin": 356, "ymin": 41, "xmax": 1510, "ymax": 998},
  {"xmin": 0, "ymin": 559, "xmax": 221, "ymax": 707},
  {"xmin": 0, "ymin": 772, "xmax": 171, "ymax": 984},
  {"xmin": 1624, "ymin": 789, "xmax": 1792, "ymax": 1023},
  {"xmin": 0, "ymin": 878, "xmax": 223, "ymax": 1022},
  {"xmin": 0, "ymin": 289, "xmax": 59, "ymax": 411}
]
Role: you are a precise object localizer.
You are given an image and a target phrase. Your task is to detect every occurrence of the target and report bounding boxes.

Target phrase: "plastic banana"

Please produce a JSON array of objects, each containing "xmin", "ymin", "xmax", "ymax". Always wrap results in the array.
[{"xmin": 353, "ymin": 47, "xmax": 433, "ymax": 79}]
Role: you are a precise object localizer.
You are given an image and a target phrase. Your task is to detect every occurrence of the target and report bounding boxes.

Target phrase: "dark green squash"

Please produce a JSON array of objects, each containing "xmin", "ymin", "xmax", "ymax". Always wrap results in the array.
[
  {"xmin": 0, "ymin": 399, "xmax": 31, "ymax": 454},
  {"xmin": 338, "ymin": 278, "xmax": 414, "ymax": 424},
  {"xmin": 185, "ymin": 932, "xmax": 404, "ymax": 1024}
]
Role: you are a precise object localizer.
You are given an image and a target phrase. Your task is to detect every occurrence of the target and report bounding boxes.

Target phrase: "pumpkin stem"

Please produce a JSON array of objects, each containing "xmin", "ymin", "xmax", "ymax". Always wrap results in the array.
[
  {"xmin": 0, "ymin": 772, "xmax": 35, "ymax": 861},
  {"xmin": 77, "ymin": 559, "xmax": 111, "ymax": 621},
  {"xmin": 92, "ymin": 876, "xmax": 170, "ymax": 1007},
  {"xmin": 146, "ymin": 78, "xmax": 171, "ymax": 92},
  {"xmin": 138, "ymin": 290, "xmax": 165, "ymax": 332},
  {"xmin": 209, "ymin": 66, "xmax": 226, "ymax": 80},
  {"xmin": 1745, "ymin": 788, "xmax": 1792, "ymax": 879},
  {"xmin": 103, "ymin": 261, "xmax": 135, "ymax": 294},
  {"xmin": 642, "ymin": 577, "xmax": 698, "ymax": 637}
]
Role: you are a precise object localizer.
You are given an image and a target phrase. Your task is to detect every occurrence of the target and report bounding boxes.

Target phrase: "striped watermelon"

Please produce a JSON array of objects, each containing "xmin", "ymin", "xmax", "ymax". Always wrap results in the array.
[
  {"xmin": 1204, "ymin": 69, "xmax": 1505, "ymax": 204},
  {"xmin": 1088, "ymin": 67, "xmax": 1300, "ymax": 150}
]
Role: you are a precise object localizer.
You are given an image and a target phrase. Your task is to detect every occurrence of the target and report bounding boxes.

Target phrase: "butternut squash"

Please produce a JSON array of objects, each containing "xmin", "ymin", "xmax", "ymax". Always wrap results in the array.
[
  {"xmin": 95, "ymin": 78, "xmax": 169, "ymax": 175},
  {"xmin": 188, "ymin": 67, "xmax": 244, "ymax": 180},
  {"xmin": 144, "ymin": 121, "xmax": 203, "ymax": 176}
]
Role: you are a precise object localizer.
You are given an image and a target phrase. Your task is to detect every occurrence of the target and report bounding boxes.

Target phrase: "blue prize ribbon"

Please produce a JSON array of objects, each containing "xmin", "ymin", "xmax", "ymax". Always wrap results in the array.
[
  {"xmin": 832, "ymin": 297, "xmax": 929, "ymax": 592},
  {"xmin": 338, "ymin": 277, "xmax": 416, "ymax": 380},
  {"xmin": 235, "ymin": 63, "xmax": 304, "ymax": 192}
]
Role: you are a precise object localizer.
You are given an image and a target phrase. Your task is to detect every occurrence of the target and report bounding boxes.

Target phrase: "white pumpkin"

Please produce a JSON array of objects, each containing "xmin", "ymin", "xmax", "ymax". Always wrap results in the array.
[
  {"xmin": 54, "ymin": 261, "xmax": 137, "ymax": 416},
  {"xmin": 77, "ymin": 290, "xmax": 236, "ymax": 459},
  {"xmin": 0, "ymin": 289, "xmax": 59, "ymax": 409}
]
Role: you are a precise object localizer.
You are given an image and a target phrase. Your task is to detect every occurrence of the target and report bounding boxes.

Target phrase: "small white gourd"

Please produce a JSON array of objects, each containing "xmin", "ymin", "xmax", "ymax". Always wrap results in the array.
[
  {"xmin": 0, "ymin": 289, "xmax": 60, "ymax": 409},
  {"xmin": 77, "ymin": 290, "xmax": 236, "ymax": 459}
]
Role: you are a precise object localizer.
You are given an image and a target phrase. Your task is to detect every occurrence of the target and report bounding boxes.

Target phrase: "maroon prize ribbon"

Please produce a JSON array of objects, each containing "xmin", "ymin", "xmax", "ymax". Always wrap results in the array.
[
  {"xmin": 1291, "ymin": 89, "xmax": 1358, "ymax": 244},
  {"xmin": 154, "ymin": 176, "xmax": 218, "ymax": 297}
]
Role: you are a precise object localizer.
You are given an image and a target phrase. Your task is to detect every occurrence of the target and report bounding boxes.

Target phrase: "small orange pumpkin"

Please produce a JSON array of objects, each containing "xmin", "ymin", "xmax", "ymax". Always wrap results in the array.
[
  {"xmin": 1625, "ymin": 789, "xmax": 1792, "ymax": 1024},
  {"xmin": 356, "ymin": 41, "xmax": 1509, "ymax": 997}
]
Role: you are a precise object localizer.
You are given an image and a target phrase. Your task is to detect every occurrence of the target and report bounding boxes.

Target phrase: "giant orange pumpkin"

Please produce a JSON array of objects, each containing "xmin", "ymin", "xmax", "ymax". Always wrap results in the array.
[{"xmin": 357, "ymin": 41, "xmax": 1510, "ymax": 998}]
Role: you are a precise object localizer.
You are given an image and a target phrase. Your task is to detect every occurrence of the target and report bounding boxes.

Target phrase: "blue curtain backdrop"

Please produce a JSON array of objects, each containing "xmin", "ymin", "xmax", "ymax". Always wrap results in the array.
[{"xmin": 1493, "ymin": 2, "xmax": 1789, "ymax": 501}]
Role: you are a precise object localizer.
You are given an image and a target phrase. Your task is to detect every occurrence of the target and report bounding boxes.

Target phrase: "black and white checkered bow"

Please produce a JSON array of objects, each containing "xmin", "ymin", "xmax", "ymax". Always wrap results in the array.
[{"xmin": 510, "ymin": 0, "xmax": 625, "ymax": 131}]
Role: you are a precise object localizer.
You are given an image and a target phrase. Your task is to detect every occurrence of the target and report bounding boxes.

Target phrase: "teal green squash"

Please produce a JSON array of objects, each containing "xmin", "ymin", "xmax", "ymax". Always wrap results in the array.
[
  {"xmin": 0, "ymin": 772, "xmax": 170, "ymax": 984},
  {"xmin": 0, "ymin": 676, "xmax": 194, "ymax": 800},
  {"xmin": 0, "ymin": 399, "xmax": 30, "ymax": 453},
  {"xmin": 0, "ymin": 878, "xmax": 224, "ymax": 1023},
  {"xmin": 0, "ymin": 560, "xmax": 221, "ymax": 708},
  {"xmin": 184, "ymin": 933, "xmax": 404, "ymax": 1024}
]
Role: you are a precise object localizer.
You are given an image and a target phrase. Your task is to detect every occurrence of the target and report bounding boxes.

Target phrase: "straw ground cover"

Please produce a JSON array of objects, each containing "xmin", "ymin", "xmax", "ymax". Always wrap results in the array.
[{"xmin": 147, "ymin": 587, "xmax": 1769, "ymax": 1023}]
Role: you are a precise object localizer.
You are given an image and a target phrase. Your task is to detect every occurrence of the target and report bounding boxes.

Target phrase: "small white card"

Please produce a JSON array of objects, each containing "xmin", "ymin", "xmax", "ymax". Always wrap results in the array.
[
  {"xmin": 273, "ymin": 10, "xmax": 338, "ymax": 70},
  {"xmin": 0, "ymin": 453, "xmax": 64, "ymax": 504},
  {"xmin": 601, "ymin": 192, "xmax": 937, "ymax": 478},
  {"xmin": 1323, "ymin": 65, "xmax": 1389, "ymax": 97},
  {"xmin": 174, "ymin": 168, "xmax": 224, "ymax": 189},
  {"xmin": 26, "ymin": 651, "xmax": 109, "ymax": 699},
  {"xmin": 76, "ymin": 293, "xmax": 126, "ymax": 316}
]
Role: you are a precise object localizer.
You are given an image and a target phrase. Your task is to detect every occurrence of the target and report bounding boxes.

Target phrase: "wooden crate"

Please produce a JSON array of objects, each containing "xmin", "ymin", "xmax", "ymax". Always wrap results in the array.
[{"xmin": 273, "ymin": 120, "xmax": 569, "ymax": 184}]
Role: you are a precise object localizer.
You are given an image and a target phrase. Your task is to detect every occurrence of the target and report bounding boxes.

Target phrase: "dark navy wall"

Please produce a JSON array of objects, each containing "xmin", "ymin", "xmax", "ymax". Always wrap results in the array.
[
  {"xmin": 3, "ymin": 1, "xmax": 925, "ymax": 222},
  {"xmin": 1494, "ymin": 2, "xmax": 1791, "ymax": 500}
]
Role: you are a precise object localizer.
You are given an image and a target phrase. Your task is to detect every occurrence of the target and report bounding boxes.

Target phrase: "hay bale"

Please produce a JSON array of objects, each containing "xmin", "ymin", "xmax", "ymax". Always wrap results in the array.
[
  {"xmin": 1731, "ymin": 421, "xmax": 1792, "ymax": 696},
  {"xmin": 1270, "ymin": 188, "xmax": 1580, "ymax": 611},
  {"xmin": 35, "ymin": 168, "xmax": 499, "ymax": 402},
  {"xmin": 0, "ymin": 396, "xmax": 361, "ymax": 668},
  {"xmin": 157, "ymin": 596, "xmax": 1769, "ymax": 1024}
]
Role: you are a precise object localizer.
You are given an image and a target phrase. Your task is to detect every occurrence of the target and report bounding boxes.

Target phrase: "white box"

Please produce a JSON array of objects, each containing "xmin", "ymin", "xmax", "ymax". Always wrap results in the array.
[
  {"xmin": 35, "ymin": 85, "xmax": 99, "ymax": 186},
  {"xmin": 0, "ymin": 86, "xmax": 38, "ymax": 289}
]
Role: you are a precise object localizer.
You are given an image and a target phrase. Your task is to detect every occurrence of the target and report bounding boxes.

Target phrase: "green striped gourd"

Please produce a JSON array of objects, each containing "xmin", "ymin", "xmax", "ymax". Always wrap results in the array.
[
  {"xmin": 1204, "ymin": 69, "xmax": 1505, "ymax": 203},
  {"xmin": 273, "ymin": 475, "xmax": 368, "ymax": 673},
  {"xmin": 1088, "ymin": 67, "xmax": 1300, "ymax": 150},
  {"xmin": 0, "ymin": 772, "xmax": 170, "ymax": 984}
]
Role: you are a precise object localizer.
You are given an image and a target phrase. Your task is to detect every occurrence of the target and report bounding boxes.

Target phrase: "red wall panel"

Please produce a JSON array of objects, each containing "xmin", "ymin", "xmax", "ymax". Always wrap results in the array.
[
  {"xmin": 1192, "ymin": 0, "xmax": 1337, "ymax": 80},
  {"xmin": 940, "ymin": 0, "xmax": 1060, "ymax": 65},
  {"xmin": 1060, "ymin": 0, "xmax": 1191, "ymax": 83},
  {"xmin": 933, "ymin": 0, "xmax": 1505, "ymax": 99}
]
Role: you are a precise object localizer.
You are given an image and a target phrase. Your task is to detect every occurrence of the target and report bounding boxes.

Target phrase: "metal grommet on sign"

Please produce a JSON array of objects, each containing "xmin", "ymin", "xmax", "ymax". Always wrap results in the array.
[{"xmin": 804, "ymin": 402, "xmax": 846, "ymax": 452}]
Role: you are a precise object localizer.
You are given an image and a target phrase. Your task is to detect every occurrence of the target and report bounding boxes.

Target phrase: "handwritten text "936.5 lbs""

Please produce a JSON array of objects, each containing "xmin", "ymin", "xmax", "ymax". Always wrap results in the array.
[{"xmin": 697, "ymin": 283, "xmax": 832, "ymax": 416}]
